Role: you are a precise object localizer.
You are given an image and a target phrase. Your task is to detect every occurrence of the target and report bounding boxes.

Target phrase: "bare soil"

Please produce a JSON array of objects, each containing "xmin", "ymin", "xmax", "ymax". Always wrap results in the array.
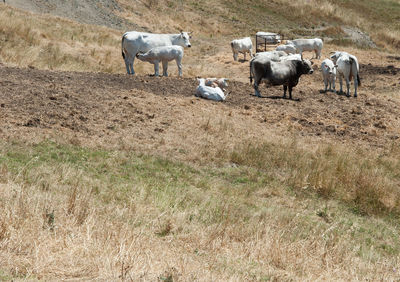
[
  {"xmin": 1, "ymin": 60, "xmax": 399, "ymax": 161},
  {"xmin": 5, "ymin": 0, "xmax": 139, "ymax": 30}
]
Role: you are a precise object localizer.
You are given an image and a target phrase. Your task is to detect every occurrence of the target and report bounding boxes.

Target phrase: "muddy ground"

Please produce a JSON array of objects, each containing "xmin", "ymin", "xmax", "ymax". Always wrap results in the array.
[{"xmin": 1, "ymin": 60, "xmax": 399, "ymax": 161}]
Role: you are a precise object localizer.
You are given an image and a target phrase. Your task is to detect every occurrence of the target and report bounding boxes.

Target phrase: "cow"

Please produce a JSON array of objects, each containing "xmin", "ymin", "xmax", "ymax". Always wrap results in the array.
[
  {"xmin": 321, "ymin": 59, "xmax": 336, "ymax": 93},
  {"xmin": 255, "ymin": 50, "xmax": 287, "ymax": 59},
  {"xmin": 275, "ymin": 44, "xmax": 297, "ymax": 54},
  {"xmin": 330, "ymin": 51, "xmax": 360, "ymax": 97},
  {"xmin": 286, "ymin": 38, "xmax": 323, "ymax": 59},
  {"xmin": 250, "ymin": 55, "xmax": 314, "ymax": 99},
  {"xmin": 279, "ymin": 54, "xmax": 302, "ymax": 61},
  {"xmin": 205, "ymin": 78, "xmax": 229, "ymax": 91},
  {"xmin": 231, "ymin": 37, "xmax": 253, "ymax": 61},
  {"xmin": 136, "ymin": 45, "xmax": 183, "ymax": 77},
  {"xmin": 195, "ymin": 78, "xmax": 226, "ymax": 101},
  {"xmin": 121, "ymin": 31, "xmax": 191, "ymax": 75}
]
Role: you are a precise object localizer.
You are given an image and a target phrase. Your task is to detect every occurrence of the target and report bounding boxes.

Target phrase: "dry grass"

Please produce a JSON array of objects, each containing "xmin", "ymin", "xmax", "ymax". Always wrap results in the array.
[
  {"xmin": 0, "ymin": 141, "xmax": 400, "ymax": 280},
  {"xmin": 0, "ymin": 6, "xmax": 124, "ymax": 73},
  {"xmin": 1, "ymin": 1, "xmax": 400, "ymax": 280}
]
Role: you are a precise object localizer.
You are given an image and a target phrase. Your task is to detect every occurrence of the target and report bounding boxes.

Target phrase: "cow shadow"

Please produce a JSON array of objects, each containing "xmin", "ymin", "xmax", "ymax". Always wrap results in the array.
[
  {"xmin": 335, "ymin": 91, "xmax": 351, "ymax": 97},
  {"xmin": 249, "ymin": 93, "xmax": 300, "ymax": 101},
  {"xmin": 319, "ymin": 89, "xmax": 337, "ymax": 94}
]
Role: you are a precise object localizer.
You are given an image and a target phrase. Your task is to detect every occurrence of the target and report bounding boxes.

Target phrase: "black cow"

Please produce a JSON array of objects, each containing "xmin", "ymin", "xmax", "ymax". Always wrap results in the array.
[{"xmin": 250, "ymin": 56, "xmax": 314, "ymax": 99}]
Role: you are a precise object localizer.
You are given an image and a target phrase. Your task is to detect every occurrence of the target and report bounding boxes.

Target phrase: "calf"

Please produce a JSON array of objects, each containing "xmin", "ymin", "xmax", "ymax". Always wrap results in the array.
[
  {"xmin": 136, "ymin": 45, "xmax": 183, "ymax": 77},
  {"xmin": 195, "ymin": 78, "xmax": 226, "ymax": 101},
  {"xmin": 205, "ymin": 78, "xmax": 229, "ymax": 91},
  {"xmin": 321, "ymin": 59, "xmax": 336, "ymax": 93},
  {"xmin": 231, "ymin": 37, "xmax": 253, "ymax": 61},
  {"xmin": 250, "ymin": 56, "xmax": 314, "ymax": 99},
  {"xmin": 286, "ymin": 38, "xmax": 323, "ymax": 59}
]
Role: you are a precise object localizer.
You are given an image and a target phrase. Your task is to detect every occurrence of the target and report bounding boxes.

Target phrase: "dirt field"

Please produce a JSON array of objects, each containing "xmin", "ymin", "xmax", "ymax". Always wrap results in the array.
[
  {"xmin": 1, "ymin": 57, "xmax": 399, "ymax": 161},
  {"xmin": 5, "ymin": 0, "xmax": 139, "ymax": 30}
]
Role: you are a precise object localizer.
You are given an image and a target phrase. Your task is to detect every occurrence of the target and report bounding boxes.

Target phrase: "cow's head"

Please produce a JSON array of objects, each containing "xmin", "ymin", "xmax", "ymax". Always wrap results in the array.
[
  {"xmin": 135, "ymin": 52, "xmax": 146, "ymax": 61},
  {"xmin": 329, "ymin": 51, "xmax": 341, "ymax": 64},
  {"xmin": 324, "ymin": 63, "xmax": 335, "ymax": 75},
  {"xmin": 218, "ymin": 78, "xmax": 229, "ymax": 88},
  {"xmin": 301, "ymin": 59, "xmax": 314, "ymax": 74},
  {"xmin": 179, "ymin": 31, "xmax": 192, "ymax": 48}
]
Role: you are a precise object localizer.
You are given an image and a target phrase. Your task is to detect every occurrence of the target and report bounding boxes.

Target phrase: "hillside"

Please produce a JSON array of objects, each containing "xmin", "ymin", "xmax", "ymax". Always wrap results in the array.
[{"xmin": 1, "ymin": 0, "xmax": 400, "ymax": 280}]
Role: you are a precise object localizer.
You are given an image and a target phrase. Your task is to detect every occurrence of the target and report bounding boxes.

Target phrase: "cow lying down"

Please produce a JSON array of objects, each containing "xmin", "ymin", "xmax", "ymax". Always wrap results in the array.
[
  {"xmin": 205, "ymin": 78, "xmax": 229, "ymax": 91},
  {"xmin": 136, "ymin": 45, "xmax": 183, "ymax": 77},
  {"xmin": 250, "ymin": 56, "xmax": 314, "ymax": 99},
  {"xmin": 195, "ymin": 78, "xmax": 227, "ymax": 101}
]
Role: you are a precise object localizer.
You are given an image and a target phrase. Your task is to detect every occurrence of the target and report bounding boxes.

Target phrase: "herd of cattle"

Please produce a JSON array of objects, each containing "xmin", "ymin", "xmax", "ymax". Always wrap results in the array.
[{"xmin": 121, "ymin": 31, "xmax": 360, "ymax": 101}]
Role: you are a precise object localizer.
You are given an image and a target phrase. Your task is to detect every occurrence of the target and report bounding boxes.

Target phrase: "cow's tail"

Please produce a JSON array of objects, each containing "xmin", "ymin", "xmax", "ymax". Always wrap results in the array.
[
  {"xmin": 249, "ymin": 58, "xmax": 254, "ymax": 84},
  {"xmin": 350, "ymin": 57, "xmax": 361, "ymax": 86},
  {"xmin": 121, "ymin": 34, "xmax": 126, "ymax": 60}
]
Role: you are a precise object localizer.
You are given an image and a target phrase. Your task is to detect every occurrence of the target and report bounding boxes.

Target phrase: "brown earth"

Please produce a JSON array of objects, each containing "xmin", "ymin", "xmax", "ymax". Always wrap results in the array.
[{"xmin": 1, "ymin": 58, "xmax": 399, "ymax": 162}]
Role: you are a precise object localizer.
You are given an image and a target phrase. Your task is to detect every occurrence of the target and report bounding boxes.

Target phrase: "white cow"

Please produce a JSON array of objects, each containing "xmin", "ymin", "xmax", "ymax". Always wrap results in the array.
[
  {"xmin": 195, "ymin": 78, "xmax": 226, "ymax": 101},
  {"xmin": 136, "ymin": 46, "xmax": 183, "ymax": 77},
  {"xmin": 321, "ymin": 59, "xmax": 336, "ymax": 93},
  {"xmin": 279, "ymin": 54, "xmax": 302, "ymax": 61},
  {"xmin": 205, "ymin": 78, "xmax": 229, "ymax": 91},
  {"xmin": 121, "ymin": 31, "xmax": 191, "ymax": 75},
  {"xmin": 254, "ymin": 50, "xmax": 287, "ymax": 60},
  {"xmin": 231, "ymin": 37, "xmax": 253, "ymax": 61},
  {"xmin": 286, "ymin": 38, "xmax": 323, "ymax": 59},
  {"xmin": 275, "ymin": 44, "xmax": 297, "ymax": 54},
  {"xmin": 330, "ymin": 51, "xmax": 360, "ymax": 97}
]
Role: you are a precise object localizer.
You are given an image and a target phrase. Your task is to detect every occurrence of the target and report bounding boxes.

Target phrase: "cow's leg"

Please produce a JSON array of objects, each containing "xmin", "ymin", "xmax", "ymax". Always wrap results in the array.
[
  {"xmin": 249, "ymin": 49, "xmax": 254, "ymax": 58},
  {"xmin": 254, "ymin": 77, "xmax": 262, "ymax": 97},
  {"xmin": 125, "ymin": 56, "xmax": 135, "ymax": 75},
  {"xmin": 176, "ymin": 58, "xmax": 182, "ymax": 77},
  {"xmin": 283, "ymin": 85, "xmax": 287, "ymax": 98},
  {"xmin": 243, "ymin": 52, "xmax": 246, "ymax": 61},
  {"xmin": 130, "ymin": 57, "xmax": 136, "ymax": 75},
  {"xmin": 154, "ymin": 61, "xmax": 160, "ymax": 76},
  {"xmin": 345, "ymin": 78, "xmax": 350, "ymax": 97},
  {"xmin": 124, "ymin": 56, "xmax": 131, "ymax": 74},
  {"xmin": 338, "ymin": 76, "xmax": 343, "ymax": 94},
  {"xmin": 162, "ymin": 60, "xmax": 168, "ymax": 77},
  {"xmin": 233, "ymin": 52, "xmax": 238, "ymax": 61},
  {"xmin": 353, "ymin": 75, "xmax": 358, "ymax": 97},
  {"xmin": 288, "ymin": 86, "xmax": 293, "ymax": 100},
  {"xmin": 332, "ymin": 78, "xmax": 336, "ymax": 93},
  {"xmin": 323, "ymin": 77, "xmax": 328, "ymax": 93}
]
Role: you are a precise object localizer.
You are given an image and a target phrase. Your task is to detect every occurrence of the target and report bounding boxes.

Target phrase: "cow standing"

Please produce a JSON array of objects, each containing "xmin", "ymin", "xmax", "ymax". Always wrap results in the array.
[
  {"xmin": 286, "ymin": 38, "xmax": 323, "ymax": 59},
  {"xmin": 321, "ymin": 59, "xmax": 337, "ymax": 93},
  {"xmin": 250, "ymin": 56, "xmax": 314, "ymax": 99},
  {"xmin": 231, "ymin": 37, "xmax": 253, "ymax": 61},
  {"xmin": 330, "ymin": 51, "xmax": 360, "ymax": 97},
  {"xmin": 121, "ymin": 31, "xmax": 191, "ymax": 75}
]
